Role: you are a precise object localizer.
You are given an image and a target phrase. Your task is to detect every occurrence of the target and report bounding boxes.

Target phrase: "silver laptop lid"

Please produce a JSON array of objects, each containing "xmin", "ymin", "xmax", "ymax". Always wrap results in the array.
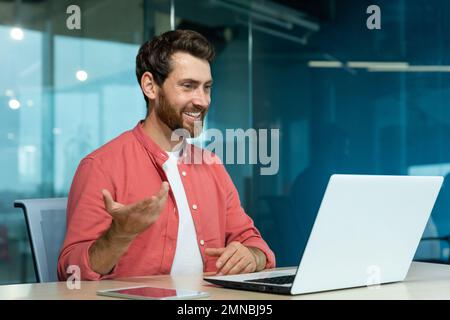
[{"xmin": 291, "ymin": 174, "xmax": 443, "ymax": 294}]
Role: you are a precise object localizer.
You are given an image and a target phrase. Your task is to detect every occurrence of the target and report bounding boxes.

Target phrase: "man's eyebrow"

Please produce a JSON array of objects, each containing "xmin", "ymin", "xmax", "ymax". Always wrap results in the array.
[{"xmin": 178, "ymin": 78, "xmax": 213, "ymax": 85}]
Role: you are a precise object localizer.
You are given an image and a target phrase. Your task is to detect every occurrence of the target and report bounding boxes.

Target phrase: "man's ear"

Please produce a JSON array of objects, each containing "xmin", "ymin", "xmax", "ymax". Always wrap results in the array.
[{"xmin": 140, "ymin": 71, "xmax": 159, "ymax": 100}]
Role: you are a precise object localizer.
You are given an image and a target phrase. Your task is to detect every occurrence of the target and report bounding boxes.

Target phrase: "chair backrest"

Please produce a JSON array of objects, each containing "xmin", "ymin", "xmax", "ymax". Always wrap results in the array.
[
  {"xmin": 414, "ymin": 217, "xmax": 442, "ymax": 262},
  {"xmin": 14, "ymin": 198, "xmax": 68, "ymax": 283}
]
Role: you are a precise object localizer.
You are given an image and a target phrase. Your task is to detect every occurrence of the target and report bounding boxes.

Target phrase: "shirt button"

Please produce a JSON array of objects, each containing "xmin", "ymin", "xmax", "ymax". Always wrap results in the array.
[
  {"xmin": 200, "ymin": 240, "xmax": 205, "ymax": 246},
  {"xmin": 181, "ymin": 171, "xmax": 186, "ymax": 176},
  {"xmin": 192, "ymin": 204, "xmax": 198, "ymax": 210}
]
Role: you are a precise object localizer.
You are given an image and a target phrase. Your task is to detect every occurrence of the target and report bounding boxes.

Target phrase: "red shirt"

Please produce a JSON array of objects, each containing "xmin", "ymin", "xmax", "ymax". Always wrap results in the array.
[{"xmin": 57, "ymin": 121, "xmax": 276, "ymax": 280}]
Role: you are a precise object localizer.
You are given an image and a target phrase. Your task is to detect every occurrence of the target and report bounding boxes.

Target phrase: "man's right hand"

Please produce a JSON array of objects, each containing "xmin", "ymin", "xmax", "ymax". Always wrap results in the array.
[
  {"xmin": 102, "ymin": 181, "xmax": 170, "ymax": 240},
  {"xmin": 89, "ymin": 181, "xmax": 169, "ymax": 276}
]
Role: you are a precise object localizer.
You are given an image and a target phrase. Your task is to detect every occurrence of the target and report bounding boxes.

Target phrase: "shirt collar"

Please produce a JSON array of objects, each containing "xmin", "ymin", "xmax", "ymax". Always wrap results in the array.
[
  {"xmin": 132, "ymin": 120, "xmax": 202, "ymax": 166},
  {"xmin": 132, "ymin": 120, "xmax": 169, "ymax": 163}
]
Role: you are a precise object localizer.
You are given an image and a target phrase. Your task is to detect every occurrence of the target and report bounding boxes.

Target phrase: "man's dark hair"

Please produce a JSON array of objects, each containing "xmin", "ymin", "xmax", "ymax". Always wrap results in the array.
[{"xmin": 136, "ymin": 29, "xmax": 215, "ymax": 110}]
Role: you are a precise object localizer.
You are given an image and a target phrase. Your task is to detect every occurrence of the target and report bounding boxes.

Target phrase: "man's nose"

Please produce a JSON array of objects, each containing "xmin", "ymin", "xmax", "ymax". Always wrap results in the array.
[{"xmin": 192, "ymin": 88, "xmax": 210, "ymax": 108}]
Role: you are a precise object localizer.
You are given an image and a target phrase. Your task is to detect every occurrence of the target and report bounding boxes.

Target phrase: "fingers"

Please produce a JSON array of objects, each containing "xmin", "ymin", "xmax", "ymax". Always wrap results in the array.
[
  {"xmin": 216, "ymin": 243, "xmax": 257, "ymax": 275},
  {"xmin": 143, "ymin": 182, "xmax": 169, "ymax": 219},
  {"xmin": 103, "ymin": 181, "xmax": 169, "ymax": 218},
  {"xmin": 138, "ymin": 195, "xmax": 159, "ymax": 208},
  {"xmin": 134, "ymin": 182, "xmax": 169, "ymax": 208},
  {"xmin": 102, "ymin": 189, "xmax": 115, "ymax": 212},
  {"xmin": 228, "ymin": 257, "xmax": 255, "ymax": 275},
  {"xmin": 156, "ymin": 182, "xmax": 169, "ymax": 207},
  {"xmin": 157, "ymin": 181, "xmax": 170, "ymax": 199},
  {"xmin": 215, "ymin": 243, "xmax": 240, "ymax": 273},
  {"xmin": 204, "ymin": 247, "xmax": 226, "ymax": 257},
  {"xmin": 217, "ymin": 247, "xmax": 242, "ymax": 275},
  {"xmin": 243, "ymin": 261, "xmax": 256, "ymax": 274},
  {"xmin": 142, "ymin": 182, "xmax": 169, "ymax": 209}
]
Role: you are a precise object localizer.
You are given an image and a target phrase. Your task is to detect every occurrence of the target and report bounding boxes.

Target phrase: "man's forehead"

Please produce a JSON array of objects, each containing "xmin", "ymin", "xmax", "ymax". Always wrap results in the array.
[{"xmin": 169, "ymin": 52, "xmax": 212, "ymax": 81}]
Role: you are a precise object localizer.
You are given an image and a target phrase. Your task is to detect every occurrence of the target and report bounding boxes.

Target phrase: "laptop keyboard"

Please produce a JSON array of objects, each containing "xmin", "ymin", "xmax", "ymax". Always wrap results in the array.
[{"xmin": 244, "ymin": 275, "xmax": 295, "ymax": 285}]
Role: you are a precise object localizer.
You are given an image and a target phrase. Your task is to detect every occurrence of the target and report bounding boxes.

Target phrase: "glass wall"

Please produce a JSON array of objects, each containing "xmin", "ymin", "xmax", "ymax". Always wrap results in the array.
[
  {"xmin": 0, "ymin": 0, "xmax": 168, "ymax": 283},
  {"xmin": 249, "ymin": 0, "xmax": 450, "ymax": 266},
  {"xmin": 1, "ymin": 0, "xmax": 450, "ymax": 284}
]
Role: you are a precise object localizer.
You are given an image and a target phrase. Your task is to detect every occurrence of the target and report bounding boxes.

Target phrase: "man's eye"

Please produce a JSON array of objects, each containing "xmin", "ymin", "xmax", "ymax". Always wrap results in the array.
[{"xmin": 182, "ymin": 83, "xmax": 193, "ymax": 89}]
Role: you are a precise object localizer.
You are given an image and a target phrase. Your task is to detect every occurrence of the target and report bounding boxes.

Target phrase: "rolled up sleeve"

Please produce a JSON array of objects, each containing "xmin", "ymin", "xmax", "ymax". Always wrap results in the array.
[
  {"xmin": 219, "ymin": 165, "xmax": 276, "ymax": 269},
  {"xmin": 57, "ymin": 157, "xmax": 117, "ymax": 281}
]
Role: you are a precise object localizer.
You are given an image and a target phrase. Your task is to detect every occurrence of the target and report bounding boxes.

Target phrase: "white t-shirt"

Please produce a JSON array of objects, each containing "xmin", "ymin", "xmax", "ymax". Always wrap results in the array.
[{"xmin": 163, "ymin": 150, "xmax": 203, "ymax": 275}]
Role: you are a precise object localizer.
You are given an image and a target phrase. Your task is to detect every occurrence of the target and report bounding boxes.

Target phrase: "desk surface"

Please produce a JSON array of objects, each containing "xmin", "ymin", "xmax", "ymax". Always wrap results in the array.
[{"xmin": 0, "ymin": 262, "xmax": 449, "ymax": 300}]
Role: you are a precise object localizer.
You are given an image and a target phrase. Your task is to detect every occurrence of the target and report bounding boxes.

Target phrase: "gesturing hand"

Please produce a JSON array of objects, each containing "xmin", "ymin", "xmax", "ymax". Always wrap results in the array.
[
  {"xmin": 205, "ymin": 241, "xmax": 260, "ymax": 275},
  {"xmin": 102, "ymin": 181, "xmax": 169, "ymax": 240}
]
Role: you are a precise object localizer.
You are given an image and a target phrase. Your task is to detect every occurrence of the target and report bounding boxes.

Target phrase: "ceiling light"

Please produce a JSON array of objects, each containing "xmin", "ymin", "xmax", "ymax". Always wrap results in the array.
[
  {"xmin": 10, "ymin": 27, "xmax": 24, "ymax": 40},
  {"xmin": 76, "ymin": 70, "xmax": 88, "ymax": 81},
  {"xmin": 347, "ymin": 61, "xmax": 409, "ymax": 69},
  {"xmin": 8, "ymin": 98, "xmax": 21, "ymax": 110},
  {"xmin": 308, "ymin": 61, "xmax": 343, "ymax": 68}
]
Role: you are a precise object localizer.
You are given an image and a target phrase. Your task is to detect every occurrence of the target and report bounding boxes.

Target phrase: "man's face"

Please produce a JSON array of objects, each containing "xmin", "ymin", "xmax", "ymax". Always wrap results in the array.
[{"xmin": 154, "ymin": 52, "xmax": 212, "ymax": 137}]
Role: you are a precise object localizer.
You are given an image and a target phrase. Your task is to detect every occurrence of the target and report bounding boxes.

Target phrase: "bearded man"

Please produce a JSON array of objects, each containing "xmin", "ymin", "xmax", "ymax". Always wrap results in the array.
[{"xmin": 58, "ymin": 29, "xmax": 275, "ymax": 280}]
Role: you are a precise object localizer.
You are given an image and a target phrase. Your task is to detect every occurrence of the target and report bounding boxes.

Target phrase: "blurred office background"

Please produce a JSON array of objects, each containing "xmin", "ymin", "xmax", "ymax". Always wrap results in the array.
[{"xmin": 1, "ymin": 0, "xmax": 450, "ymax": 284}]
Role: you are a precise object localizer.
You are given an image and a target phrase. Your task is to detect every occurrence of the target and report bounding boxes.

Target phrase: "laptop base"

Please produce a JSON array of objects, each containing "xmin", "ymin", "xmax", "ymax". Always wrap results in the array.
[{"xmin": 205, "ymin": 278, "xmax": 291, "ymax": 295}]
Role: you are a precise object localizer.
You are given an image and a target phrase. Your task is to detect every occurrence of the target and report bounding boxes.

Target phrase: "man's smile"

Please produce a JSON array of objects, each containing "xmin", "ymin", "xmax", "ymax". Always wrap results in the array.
[{"xmin": 182, "ymin": 110, "xmax": 202, "ymax": 122}]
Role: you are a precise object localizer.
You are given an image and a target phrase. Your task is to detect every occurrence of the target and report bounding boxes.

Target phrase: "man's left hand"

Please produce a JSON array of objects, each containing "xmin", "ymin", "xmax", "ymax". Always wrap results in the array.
[{"xmin": 204, "ymin": 241, "xmax": 266, "ymax": 275}]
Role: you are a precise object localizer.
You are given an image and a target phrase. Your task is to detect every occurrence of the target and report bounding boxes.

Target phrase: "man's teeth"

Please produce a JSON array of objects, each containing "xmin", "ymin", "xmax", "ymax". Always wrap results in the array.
[{"xmin": 184, "ymin": 112, "xmax": 201, "ymax": 117}]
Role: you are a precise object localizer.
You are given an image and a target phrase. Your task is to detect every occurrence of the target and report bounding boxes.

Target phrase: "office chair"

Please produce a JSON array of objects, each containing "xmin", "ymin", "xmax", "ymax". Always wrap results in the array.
[
  {"xmin": 415, "ymin": 217, "xmax": 450, "ymax": 264},
  {"xmin": 14, "ymin": 198, "xmax": 68, "ymax": 282}
]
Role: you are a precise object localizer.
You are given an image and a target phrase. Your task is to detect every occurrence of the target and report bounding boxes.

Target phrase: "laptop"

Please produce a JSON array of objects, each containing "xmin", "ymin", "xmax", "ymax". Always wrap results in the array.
[{"xmin": 204, "ymin": 174, "xmax": 443, "ymax": 295}]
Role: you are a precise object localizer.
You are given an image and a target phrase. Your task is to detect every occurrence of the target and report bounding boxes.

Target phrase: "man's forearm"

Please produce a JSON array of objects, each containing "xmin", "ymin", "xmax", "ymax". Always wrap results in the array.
[
  {"xmin": 88, "ymin": 226, "xmax": 136, "ymax": 276},
  {"xmin": 248, "ymin": 247, "xmax": 267, "ymax": 271}
]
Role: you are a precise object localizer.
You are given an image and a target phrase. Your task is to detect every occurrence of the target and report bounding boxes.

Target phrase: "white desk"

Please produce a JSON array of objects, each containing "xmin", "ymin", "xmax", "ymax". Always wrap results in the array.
[{"xmin": 0, "ymin": 262, "xmax": 448, "ymax": 299}]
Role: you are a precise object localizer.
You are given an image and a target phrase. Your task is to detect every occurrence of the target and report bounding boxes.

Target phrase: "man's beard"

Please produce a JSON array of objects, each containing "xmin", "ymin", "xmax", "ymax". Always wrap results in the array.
[{"xmin": 155, "ymin": 91, "xmax": 205, "ymax": 138}]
